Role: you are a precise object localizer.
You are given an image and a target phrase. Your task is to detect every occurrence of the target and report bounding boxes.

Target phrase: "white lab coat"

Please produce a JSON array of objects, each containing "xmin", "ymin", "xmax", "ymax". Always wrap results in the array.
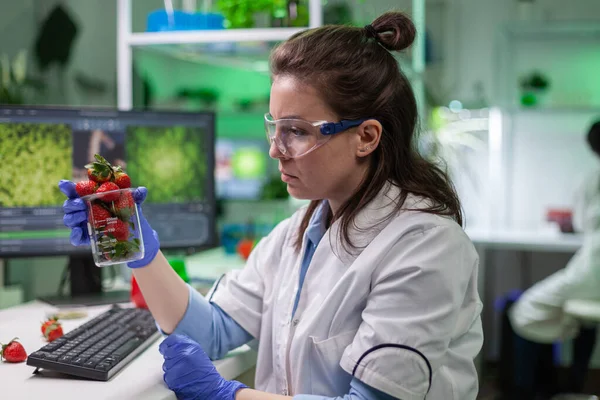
[
  {"xmin": 509, "ymin": 170, "xmax": 600, "ymax": 343},
  {"xmin": 210, "ymin": 182, "xmax": 483, "ymax": 399}
]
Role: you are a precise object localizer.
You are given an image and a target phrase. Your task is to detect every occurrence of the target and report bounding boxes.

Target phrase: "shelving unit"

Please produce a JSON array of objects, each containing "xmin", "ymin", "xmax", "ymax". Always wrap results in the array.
[
  {"xmin": 116, "ymin": 0, "xmax": 322, "ymax": 110},
  {"xmin": 116, "ymin": 0, "xmax": 427, "ymax": 113}
]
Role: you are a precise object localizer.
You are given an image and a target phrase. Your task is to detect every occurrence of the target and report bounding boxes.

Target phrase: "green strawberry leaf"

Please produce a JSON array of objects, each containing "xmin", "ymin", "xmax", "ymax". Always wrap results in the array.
[{"xmin": 94, "ymin": 154, "xmax": 108, "ymax": 163}]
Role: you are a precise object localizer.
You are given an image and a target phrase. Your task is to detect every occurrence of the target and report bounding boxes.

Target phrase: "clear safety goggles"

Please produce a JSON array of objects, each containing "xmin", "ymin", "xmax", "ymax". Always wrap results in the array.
[{"xmin": 264, "ymin": 113, "xmax": 369, "ymax": 158}]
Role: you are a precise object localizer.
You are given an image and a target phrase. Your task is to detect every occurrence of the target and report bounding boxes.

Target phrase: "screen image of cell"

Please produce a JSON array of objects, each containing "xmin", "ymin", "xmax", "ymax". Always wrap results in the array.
[
  {"xmin": 125, "ymin": 125, "xmax": 208, "ymax": 203},
  {"xmin": 0, "ymin": 123, "xmax": 72, "ymax": 207}
]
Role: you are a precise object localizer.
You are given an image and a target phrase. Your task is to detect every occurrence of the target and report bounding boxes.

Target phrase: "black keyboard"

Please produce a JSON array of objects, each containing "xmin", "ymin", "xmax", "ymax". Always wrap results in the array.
[{"xmin": 27, "ymin": 305, "xmax": 160, "ymax": 381}]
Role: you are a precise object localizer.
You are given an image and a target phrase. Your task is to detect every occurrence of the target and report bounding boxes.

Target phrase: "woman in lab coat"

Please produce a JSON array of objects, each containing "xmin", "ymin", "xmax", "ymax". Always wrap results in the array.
[
  {"xmin": 509, "ymin": 120, "xmax": 600, "ymax": 396},
  {"xmin": 60, "ymin": 11, "xmax": 483, "ymax": 400}
]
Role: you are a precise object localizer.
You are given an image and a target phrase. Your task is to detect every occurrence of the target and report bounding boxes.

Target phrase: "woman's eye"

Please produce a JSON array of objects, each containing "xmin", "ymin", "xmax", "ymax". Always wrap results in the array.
[{"xmin": 288, "ymin": 126, "xmax": 307, "ymax": 136}]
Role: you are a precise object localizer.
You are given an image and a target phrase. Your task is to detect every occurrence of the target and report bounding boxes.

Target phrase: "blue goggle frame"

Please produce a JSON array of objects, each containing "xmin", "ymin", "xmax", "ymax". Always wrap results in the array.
[{"xmin": 319, "ymin": 119, "xmax": 370, "ymax": 135}]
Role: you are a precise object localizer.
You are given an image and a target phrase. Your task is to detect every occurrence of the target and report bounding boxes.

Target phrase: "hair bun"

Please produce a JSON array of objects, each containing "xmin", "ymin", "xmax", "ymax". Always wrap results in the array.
[{"xmin": 370, "ymin": 11, "xmax": 416, "ymax": 52}]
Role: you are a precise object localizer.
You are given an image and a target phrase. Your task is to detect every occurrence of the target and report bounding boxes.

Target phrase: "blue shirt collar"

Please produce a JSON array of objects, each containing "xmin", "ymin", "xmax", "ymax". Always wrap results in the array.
[{"xmin": 306, "ymin": 200, "xmax": 329, "ymax": 246}]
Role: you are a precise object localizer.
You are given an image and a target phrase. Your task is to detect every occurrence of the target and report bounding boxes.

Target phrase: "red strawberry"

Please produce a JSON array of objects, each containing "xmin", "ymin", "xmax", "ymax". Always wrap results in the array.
[
  {"xmin": 86, "ymin": 154, "xmax": 115, "ymax": 183},
  {"xmin": 75, "ymin": 180, "xmax": 97, "ymax": 197},
  {"xmin": 87, "ymin": 168, "xmax": 111, "ymax": 183},
  {"xmin": 115, "ymin": 192, "xmax": 135, "ymax": 220},
  {"xmin": 90, "ymin": 204, "xmax": 113, "ymax": 229},
  {"xmin": 1, "ymin": 338, "xmax": 27, "ymax": 363},
  {"xmin": 106, "ymin": 219, "xmax": 130, "ymax": 241},
  {"xmin": 41, "ymin": 315, "xmax": 58, "ymax": 335},
  {"xmin": 44, "ymin": 322, "xmax": 64, "ymax": 342},
  {"xmin": 96, "ymin": 182, "xmax": 120, "ymax": 202},
  {"xmin": 114, "ymin": 173, "xmax": 131, "ymax": 189}
]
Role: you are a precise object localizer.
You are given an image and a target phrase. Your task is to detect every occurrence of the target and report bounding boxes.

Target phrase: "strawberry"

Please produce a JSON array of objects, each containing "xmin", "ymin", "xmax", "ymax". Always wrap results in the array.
[
  {"xmin": 90, "ymin": 204, "xmax": 113, "ymax": 229},
  {"xmin": 87, "ymin": 168, "xmax": 110, "ymax": 183},
  {"xmin": 41, "ymin": 315, "xmax": 59, "ymax": 335},
  {"xmin": 111, "ymin": 219, "xmax": 130, "ymax": 241},
  {"xmin": 44, "ymin": 322, "xmax": 64, "ymax": 342},
  {"xmin": 114, "ymin": 172, "xmax": 131, "ymax": 189},
  {"xmin": 114, "ymin": 191, "xmax": 135, "ymax": 220},
  {"xmin": 1, "ymin": 338, "xmax": 27, "ymax": 363},
  {"xmin": 85, "ymin": 154, "xmax": 115, "ymax": 183},
  {"xmin": 96, "ymin": 182, "xmax": 120, "ymax": 202},
  {"xmin": 75, "ymin": 180, "xmax": 97, "ymax": 197},
  {"xmin": 105, "ymin": 218, "xmax": 130, "ymax": 241}
]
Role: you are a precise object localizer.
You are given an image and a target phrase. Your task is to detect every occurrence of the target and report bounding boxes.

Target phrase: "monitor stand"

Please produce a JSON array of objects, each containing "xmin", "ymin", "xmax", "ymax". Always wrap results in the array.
[{"xmin": 38, "ymin": 255, "xmax": 130, "ymax": 307}]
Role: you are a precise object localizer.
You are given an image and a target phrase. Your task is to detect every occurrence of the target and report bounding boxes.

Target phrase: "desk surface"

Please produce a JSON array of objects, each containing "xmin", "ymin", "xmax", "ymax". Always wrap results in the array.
[
  {"xmin": 0, "ymin": 301, "xmax": 256, "ymax": 400},
  {"xmin": 466, "ymin": 228, "xmax": 583, "ymax": 253}
]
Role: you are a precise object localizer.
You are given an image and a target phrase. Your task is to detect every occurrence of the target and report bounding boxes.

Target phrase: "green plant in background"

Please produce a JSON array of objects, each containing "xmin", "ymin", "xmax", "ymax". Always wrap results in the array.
[
  {"xmin": 125, "ymin": 126, "xmax": 207, "ymax": 203},
  {"xmin": 519, "ymin": 70, "xmax": 550, "ymax": 107},
  {"xmin": 216, "ymin": 0, "xmax": 307, "ymax": 28},
  {"xmin": 520, "ymin": 71, "xmax": 550, "ymax": 91},
  {"xmin": 0, "ymin": 123, "xmax": 72, "ymax": 206},
  {"xmin": 176, "ymin": 87, "xmax": 220, "ymax": 109}
]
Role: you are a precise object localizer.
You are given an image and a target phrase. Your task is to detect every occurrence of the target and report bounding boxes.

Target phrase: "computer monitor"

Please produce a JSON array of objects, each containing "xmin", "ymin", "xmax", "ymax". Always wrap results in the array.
[
  {"xmin": 0, "ymin": 106, "xmax": 216, "ymax": 304},
  {"xmin": 215, "ymin": 138, "xmax": 270, "ymax": 200}
]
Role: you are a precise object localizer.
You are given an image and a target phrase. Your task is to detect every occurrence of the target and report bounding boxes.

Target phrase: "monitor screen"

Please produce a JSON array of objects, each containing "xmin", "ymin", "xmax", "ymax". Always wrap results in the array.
[
  {"xmin": 0, "ymin": 106, "xmax": 216, "ymax": 257},
  {"xmin": 215, "ymin": 138, "xmax": 270, "ymax": 200}
]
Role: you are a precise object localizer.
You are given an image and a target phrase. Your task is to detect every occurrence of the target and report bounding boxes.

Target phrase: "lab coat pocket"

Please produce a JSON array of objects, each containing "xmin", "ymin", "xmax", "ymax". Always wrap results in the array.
[{"xmin": 309, "ymin": 331, "xmax": 356, "ymax": 396}]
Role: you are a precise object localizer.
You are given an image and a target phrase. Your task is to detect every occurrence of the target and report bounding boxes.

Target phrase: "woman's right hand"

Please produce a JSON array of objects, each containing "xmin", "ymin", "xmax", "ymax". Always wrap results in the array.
[{"xmin": 58, "ymin": 180, "xmax": 161, "ymax": 268}]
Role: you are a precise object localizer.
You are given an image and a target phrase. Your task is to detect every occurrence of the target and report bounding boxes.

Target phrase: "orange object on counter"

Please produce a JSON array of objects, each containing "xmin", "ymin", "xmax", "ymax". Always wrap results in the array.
[{"xmin": 237, "ymin": 239, "xmax": 255, "ymax": 260}]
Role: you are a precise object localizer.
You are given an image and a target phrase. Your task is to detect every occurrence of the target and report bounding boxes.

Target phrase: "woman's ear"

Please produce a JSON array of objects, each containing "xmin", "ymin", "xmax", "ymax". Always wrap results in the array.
[{"xmin": 356, "ymin": 119, "xmax": 382, "ymax": 157}]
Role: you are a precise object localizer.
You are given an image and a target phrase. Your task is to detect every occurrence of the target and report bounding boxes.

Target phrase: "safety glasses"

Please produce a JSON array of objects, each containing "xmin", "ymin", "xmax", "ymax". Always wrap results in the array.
[{"xmin": 264, "ymin": 113, "xmax": 369, "ymax": 158}]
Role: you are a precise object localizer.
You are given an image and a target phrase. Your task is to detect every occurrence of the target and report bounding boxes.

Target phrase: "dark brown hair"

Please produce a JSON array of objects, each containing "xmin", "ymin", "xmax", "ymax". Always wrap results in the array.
[{"xmin": 270, "ymin": 11, "xmax": 463, "ymax": 253}]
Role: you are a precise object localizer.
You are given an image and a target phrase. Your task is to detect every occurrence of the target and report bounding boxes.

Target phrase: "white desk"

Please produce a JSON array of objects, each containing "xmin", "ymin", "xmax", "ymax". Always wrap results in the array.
[
  {"xmin": 0, "ymin": 301, "xmax": 257, "ymax": 400},
  {"xmin": 466, "ymin": 228, "xmax": 583, "ymax": 253}
]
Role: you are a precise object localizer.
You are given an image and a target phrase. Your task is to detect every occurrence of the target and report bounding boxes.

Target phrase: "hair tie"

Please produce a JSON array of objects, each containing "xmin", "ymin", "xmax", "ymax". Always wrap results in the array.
[{"xmin": 364, "ymin": 24, "xmax": 379, "ymax": 42}]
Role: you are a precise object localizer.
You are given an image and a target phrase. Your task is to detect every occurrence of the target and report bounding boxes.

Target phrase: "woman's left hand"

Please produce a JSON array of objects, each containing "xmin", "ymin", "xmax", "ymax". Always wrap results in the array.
[{"xmin": 159, "ymin": 334, "xmax": 247, "ymax": 400}]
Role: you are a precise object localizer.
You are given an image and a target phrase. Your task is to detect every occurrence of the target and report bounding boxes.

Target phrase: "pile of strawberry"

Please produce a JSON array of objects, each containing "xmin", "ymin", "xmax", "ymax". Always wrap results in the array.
[{"xmin": 75, "ymin": 154, "xmax": 141, "ymax": 260}]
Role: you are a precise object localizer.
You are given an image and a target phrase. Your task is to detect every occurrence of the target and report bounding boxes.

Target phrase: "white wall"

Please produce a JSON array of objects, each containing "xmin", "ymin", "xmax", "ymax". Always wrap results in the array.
[{"xmin": 507, "ymin": 110, "xmax": 600, "ymax": 230}]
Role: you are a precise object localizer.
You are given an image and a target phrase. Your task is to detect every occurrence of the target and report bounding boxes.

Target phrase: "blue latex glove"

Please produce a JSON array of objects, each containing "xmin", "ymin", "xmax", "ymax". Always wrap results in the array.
[
  {"xmin": 160, "ymin": 334, "xmax": 248, "ymax": 400},
  {"xmin": 58, "ymin": 180, "xmax": 160, "ymax": 268}
]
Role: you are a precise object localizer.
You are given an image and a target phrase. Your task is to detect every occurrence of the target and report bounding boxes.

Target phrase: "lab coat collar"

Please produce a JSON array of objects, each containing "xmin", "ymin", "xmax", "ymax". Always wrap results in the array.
[{"xmin": 326, "ymin": 180, "xmax": 409, "ymax": 263}]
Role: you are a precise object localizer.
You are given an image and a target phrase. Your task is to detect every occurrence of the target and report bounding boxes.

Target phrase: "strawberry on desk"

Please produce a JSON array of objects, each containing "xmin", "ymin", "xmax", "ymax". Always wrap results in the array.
[
  {"xmin": 1, "ymin": 338, "xmax": 27, "ymax": 363},
  {"xmin": 41, "ymin": 315, "xmax": 59, "ymax": 335},
  {"xmin": 44, "ymin": 322, "xmax": 64, "ymax": 343}
]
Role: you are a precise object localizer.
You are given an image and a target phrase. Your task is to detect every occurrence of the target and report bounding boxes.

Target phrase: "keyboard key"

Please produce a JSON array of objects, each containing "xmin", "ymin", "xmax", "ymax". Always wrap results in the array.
[
  {"xmin": 112, "ymin": 338, "xmax": 141, "ymax": 358},
  {"xmin": 29, "ymin": 351, "xmax": 48, "ymax": 359},
  {"xmin": 95, "ymin": 363, "xmax": 110, "ymax": 371}
]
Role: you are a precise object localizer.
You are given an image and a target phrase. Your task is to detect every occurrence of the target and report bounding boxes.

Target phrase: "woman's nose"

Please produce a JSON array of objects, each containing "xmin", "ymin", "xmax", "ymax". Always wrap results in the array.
[{"xmin": 268, "ymin": 138, "xmax": 288, "ymax": 159}]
